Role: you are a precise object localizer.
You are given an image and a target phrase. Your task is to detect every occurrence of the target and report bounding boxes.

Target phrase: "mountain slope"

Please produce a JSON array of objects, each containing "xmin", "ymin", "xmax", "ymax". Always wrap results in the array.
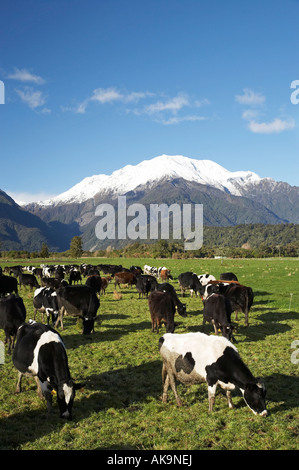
[
  {"xmin": 0, "ymin": 190, "xmax": 77, "ymax": 251},
  {"xmin": 13, "ymin": 154, "xmax": 299, "ymax": 251}
]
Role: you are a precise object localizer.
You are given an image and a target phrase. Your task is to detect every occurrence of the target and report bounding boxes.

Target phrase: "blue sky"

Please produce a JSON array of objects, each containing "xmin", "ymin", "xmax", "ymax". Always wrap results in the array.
[{"xmin": 1, "ymin": 0, "xmax": 298, "ymax": 203}]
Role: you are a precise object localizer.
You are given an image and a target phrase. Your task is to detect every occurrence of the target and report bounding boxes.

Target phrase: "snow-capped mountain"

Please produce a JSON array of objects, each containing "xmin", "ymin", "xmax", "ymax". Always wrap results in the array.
[{"xmin": 37, "ymin": 154, "xmax": 263, "ymax": 206}]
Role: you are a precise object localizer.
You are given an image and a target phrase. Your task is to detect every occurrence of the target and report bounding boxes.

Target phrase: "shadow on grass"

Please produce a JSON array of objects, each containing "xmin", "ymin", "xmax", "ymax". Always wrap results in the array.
[{"xmin": 0, "ymin": 360, "xmax": 162, "ymax": 450}]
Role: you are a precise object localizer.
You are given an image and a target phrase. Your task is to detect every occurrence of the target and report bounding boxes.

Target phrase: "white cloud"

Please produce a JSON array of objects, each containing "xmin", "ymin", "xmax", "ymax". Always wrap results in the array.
[
  {"xmin": 74, "ymin": 87, "xmax": 153, "ymax": 114},
  {"xmin": 235, "ymin": 88, "xmax": 265, "ymax": 105},
  {"xmin": 248, "ymin": 118, "xmax": 295, "ymax": 134},
  {"xmin": 15, "ymin": 87, "xmax": 47, "ymax": 109},
  {"xmin": 144, "ymin": 93, "xmax": 189, "ymax": 115},
  {"xmin": 7, "ymin": 68, "xmax": 45, "ymax": 84},
  {"xmin": 69, "ymin": 87, "xmax": 209, "ymax": 125},
  {"xmin": 91, "ymin": 87, "xmax": 124, "ymax": 104},
  {"xmin": 159, "ymin": 115, "xmax": 207, "ymax": 125}
]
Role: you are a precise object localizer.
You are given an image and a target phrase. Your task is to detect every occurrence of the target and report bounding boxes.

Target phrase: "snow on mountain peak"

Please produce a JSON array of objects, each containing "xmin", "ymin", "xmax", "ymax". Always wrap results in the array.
[{"xmin": 38, "ymin": 154, "xmax": 262, "ymax": 206}]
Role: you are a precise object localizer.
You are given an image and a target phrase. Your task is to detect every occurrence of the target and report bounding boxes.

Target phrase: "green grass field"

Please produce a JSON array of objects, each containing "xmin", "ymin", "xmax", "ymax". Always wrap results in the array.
[{"xmin": 0, "ymin": 257, "xmax": 298, "ymax": 450}]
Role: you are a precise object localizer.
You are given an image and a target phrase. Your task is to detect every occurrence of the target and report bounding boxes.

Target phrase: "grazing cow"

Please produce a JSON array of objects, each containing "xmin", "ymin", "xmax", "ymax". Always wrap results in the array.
[
  {"xmin": 0, "ymin": 294, "xmax": 26, "ymax": 353},
  {"xmin": 42, "ymin": 266, "xmax": 55, "ymax": 278},
  {"xmin": 56, "ymin": 285, "xmax": 100, "ymax": 334},
  {"xmin": 4, "ymin": 265, "xmax": 22, "ymax": 277},
  {"xmin": 55, "ymin": 266, "xmax": 65, "ymax": 281},
  {"xmin": 114, "ymin": 272, "xmax": 137, "ymax": 289},
  {"xmin": 178, "ymin": 272, "xmax": 202, "ymax": 297},
  {"xmin": 33, "ymin": 287, "xmax": 59, "ymax": 325},
  {"xmin": 19, "ymin": 273, "xmax": 40, "ymax": 291},
  {"xmin": 205, "ymin": 283, "xmax": 253, "ymax": 326},
  {"xmin": 69, "ymin": 270, "xmax": 82, "ymax": 285},
  {"xmin": 12, "ymin": 321, "xmax": 81, "ymax": 419},
  {"xmin": 148, "ymin": 291, "xmax": 176, "ymax": 334},
  {"xmin": 85, "ymin": 275, "xmax": 102, "ymax": 294},
  {"xmin": 135, "ymin": 275, "xmax": 158, "ymax": 298},
  {"xmin": 202, "ymin": 293, "xmax": 234, "ymax": 341},
  {"xmin": 160, "ymin": 268, "xmax": 172, "ymax": 282},
  {"xmin": 198, "ymin": 274, "xmax": 216, "ymax": 286},
  {"xmin": 220, "ymin": 272, "xmax": 238, "ymax": 282},
  {"xmin": 157, "ymin": 283, "xmax": 187, "ymax": 317},
  {"xmin": 144, "ymin": 265, "xmax": 158, "ymax": 277},
  {"xmin": 100, "ymin": 276, "xmax": 111, "ymax": 295},
  {"xmin": 0, "ymin": 275, "xmax": 18, "ymax": 297},
  {"xmin": 99, "ymin": 264, "xmax": 122, "ymax": 277},
  {"xmin": 159, "ymin": 332, "xmax": 267, "ymax": 416},
  {"xmin": 130, "ymin": 266, "xmax": 143, "ymax": 276},
  {"xmin": 41, "ymin": 277, "xmax": 61, "ymax": 290}
]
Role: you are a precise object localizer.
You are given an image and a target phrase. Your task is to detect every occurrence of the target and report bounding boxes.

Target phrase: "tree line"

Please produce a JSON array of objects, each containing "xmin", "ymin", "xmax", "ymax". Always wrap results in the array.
[{"xmin": 1, "ymin": 224, "xmax": 298, "ymax": 259}]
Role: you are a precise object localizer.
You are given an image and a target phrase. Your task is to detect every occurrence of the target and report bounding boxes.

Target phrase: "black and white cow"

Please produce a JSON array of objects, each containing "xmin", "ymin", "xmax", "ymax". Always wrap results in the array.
[
  {"xmin": 144, "ymin": 264, "xmax": 158, "ymax": 277},
  {"xmin": 12, "ymin": 321, "xmax": 81, "ymax": 419},
  {"xmin": 33, "ymin": 287, "xmax": 60, "ymax": 325},
  {"xmin": 56, "ymin": 285, "xmax": 100, "ymax": 334},
  {"xmin": 202, "ymin": 292, "xmax": 234, "ymax": 341},
  {"xmin": 0, "ymin": 294, "xmax": 26, "ymax": 353},
  {"xmin": 159, "ymin": 332, "xmax": 267, "ymax": 416},
  {"xmin": 198, "ymin": 273, "xmax": 216, "ymax": 286},
  {"xmin": 178, "ymin": 272, "xmax": 202, "ymax": 297}
]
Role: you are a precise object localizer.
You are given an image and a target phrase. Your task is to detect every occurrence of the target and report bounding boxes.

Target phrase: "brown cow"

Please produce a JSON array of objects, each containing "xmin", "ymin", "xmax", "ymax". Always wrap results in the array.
[
  {"xmin": 114, "ymin": 272, "xmax": 137, "ymax": 289},
  {"xmin": 148, "ymin": 290, "xmax": 176, "ymax": 334}
]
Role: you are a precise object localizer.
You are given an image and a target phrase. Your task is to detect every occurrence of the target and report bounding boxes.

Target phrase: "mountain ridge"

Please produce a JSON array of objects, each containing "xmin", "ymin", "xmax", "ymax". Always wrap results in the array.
[
  {"xmin": 1, "ymin": 155, "xmax": 298, "ymax": 252},
  {"xmin": 29, "ymin": 154, "xmax": 264, "ymax": 207}
]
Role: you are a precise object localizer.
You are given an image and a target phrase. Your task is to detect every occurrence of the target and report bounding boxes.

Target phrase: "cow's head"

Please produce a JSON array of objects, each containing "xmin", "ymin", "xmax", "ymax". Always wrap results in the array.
[
  {"xmin": 57, "ymin": 380, "xmax": 83, "ymax": 420},
  {"xmin": 177, "ymin": 303, "xmax": 187, "ymax": 317},
  {"xmin": 243, "ymin": 382, "xmax": 267, "ymax": 416}
]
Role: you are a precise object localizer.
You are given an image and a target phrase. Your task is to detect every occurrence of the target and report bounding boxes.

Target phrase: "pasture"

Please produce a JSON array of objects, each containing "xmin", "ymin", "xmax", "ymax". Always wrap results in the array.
[{"xmin": 0, "ymin": 257, "xmax": 298, "ymax": 450}]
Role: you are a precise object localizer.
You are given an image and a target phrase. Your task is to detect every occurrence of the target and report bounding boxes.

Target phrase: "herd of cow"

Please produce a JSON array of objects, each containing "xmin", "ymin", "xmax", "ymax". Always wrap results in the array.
[{"xmin": 0, "ymin": 261, "xmax": 267, "ymax": 420}]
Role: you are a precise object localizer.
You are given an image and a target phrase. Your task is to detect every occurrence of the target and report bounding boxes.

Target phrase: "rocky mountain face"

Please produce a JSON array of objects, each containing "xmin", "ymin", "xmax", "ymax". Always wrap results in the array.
[{"xmin": 2, "ymin": 155, "xmax": 298, "ymax": 251}]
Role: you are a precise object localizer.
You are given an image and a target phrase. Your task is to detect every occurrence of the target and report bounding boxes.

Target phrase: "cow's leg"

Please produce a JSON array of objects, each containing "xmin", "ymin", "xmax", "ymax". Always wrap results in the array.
[
  {"xmin": 40, "ymin": 380, "xmax": 53, "ymax": 412},
  {"xmin": 226, "ymin": 390, "xmax": 234, "ymax": 409},
  {"xmin": 212, "ymin": 320, "xmax": 218, "ymax": 335},
  {"xmin": 15, "ymin": 372, "xmax": 23, "ymax": 393},
  {"xmin": 167, "ymin": 370, "xmax": 182, "ymax": 406},
  {"xmin": 207, "ymin": 384, "xmax": 217, "ymax": 412}
]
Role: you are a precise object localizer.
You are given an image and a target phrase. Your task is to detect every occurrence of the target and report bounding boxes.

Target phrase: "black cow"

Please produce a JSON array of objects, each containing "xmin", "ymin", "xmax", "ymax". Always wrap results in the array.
[
  {"xmin": 56, "ymin": 285, "xmax": 100, "ymax": 334},
  {"xmin": 33, "ymin": 287, "xmax": 59, "ymax": 325},
  {"xmin": 85, "ymin": 275, "xmax": 102, "ymax": 294},
  {"xmin": 205, "ymin": 283, "xmax": 253, "ymax": 326},
  {"xmin": 0, "ymin": 294, "xmax": 26, "ymax": 353},
  {"xmin": 220, "ymin": 272, "xmax": 238, "ymax": 282},
  {"xmin": 202, "ymin": 293, "xmax": 235, "ymax": 341},
  {"xmin": 12, "ymin": 321, "xmax": 82, "ymax": 419},
  {"xmin": 157, "ymin": 283, "xmax": 187, "ymax": 317},
  {"xmin": 136, "ymin": 274, "xmax": 158, "ymax": 298},
  {"xmin": 19, "ymin": 273, "xmax": 40, "ymax": 291},
  {"xmin": 69, "ymin": 270, "xmax": 82, "ymax": 285},
  {"xmin": 159, "ymin": 332, "xmax": 268, "ymax": 416},
  {"xmin": 178, "ymin": 272, "xmax": 202, "ymax": 297},
  {"xmin": 148, "ymin": 290, "xmax": 176, "ymax": 334},
  {"xmin": 0, "ymin": 275, "xmax": 18, "ymax": 297}
]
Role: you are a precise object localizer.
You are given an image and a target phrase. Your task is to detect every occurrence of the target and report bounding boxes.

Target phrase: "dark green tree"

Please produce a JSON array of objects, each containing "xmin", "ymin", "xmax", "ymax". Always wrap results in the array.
[
  {"xmin": 70, "ymin": 236, "xmax": 83, "ymax": 258},
  {"xmin": 39, "ymin": 243, "xmax": 49, "ymax": 258}
]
